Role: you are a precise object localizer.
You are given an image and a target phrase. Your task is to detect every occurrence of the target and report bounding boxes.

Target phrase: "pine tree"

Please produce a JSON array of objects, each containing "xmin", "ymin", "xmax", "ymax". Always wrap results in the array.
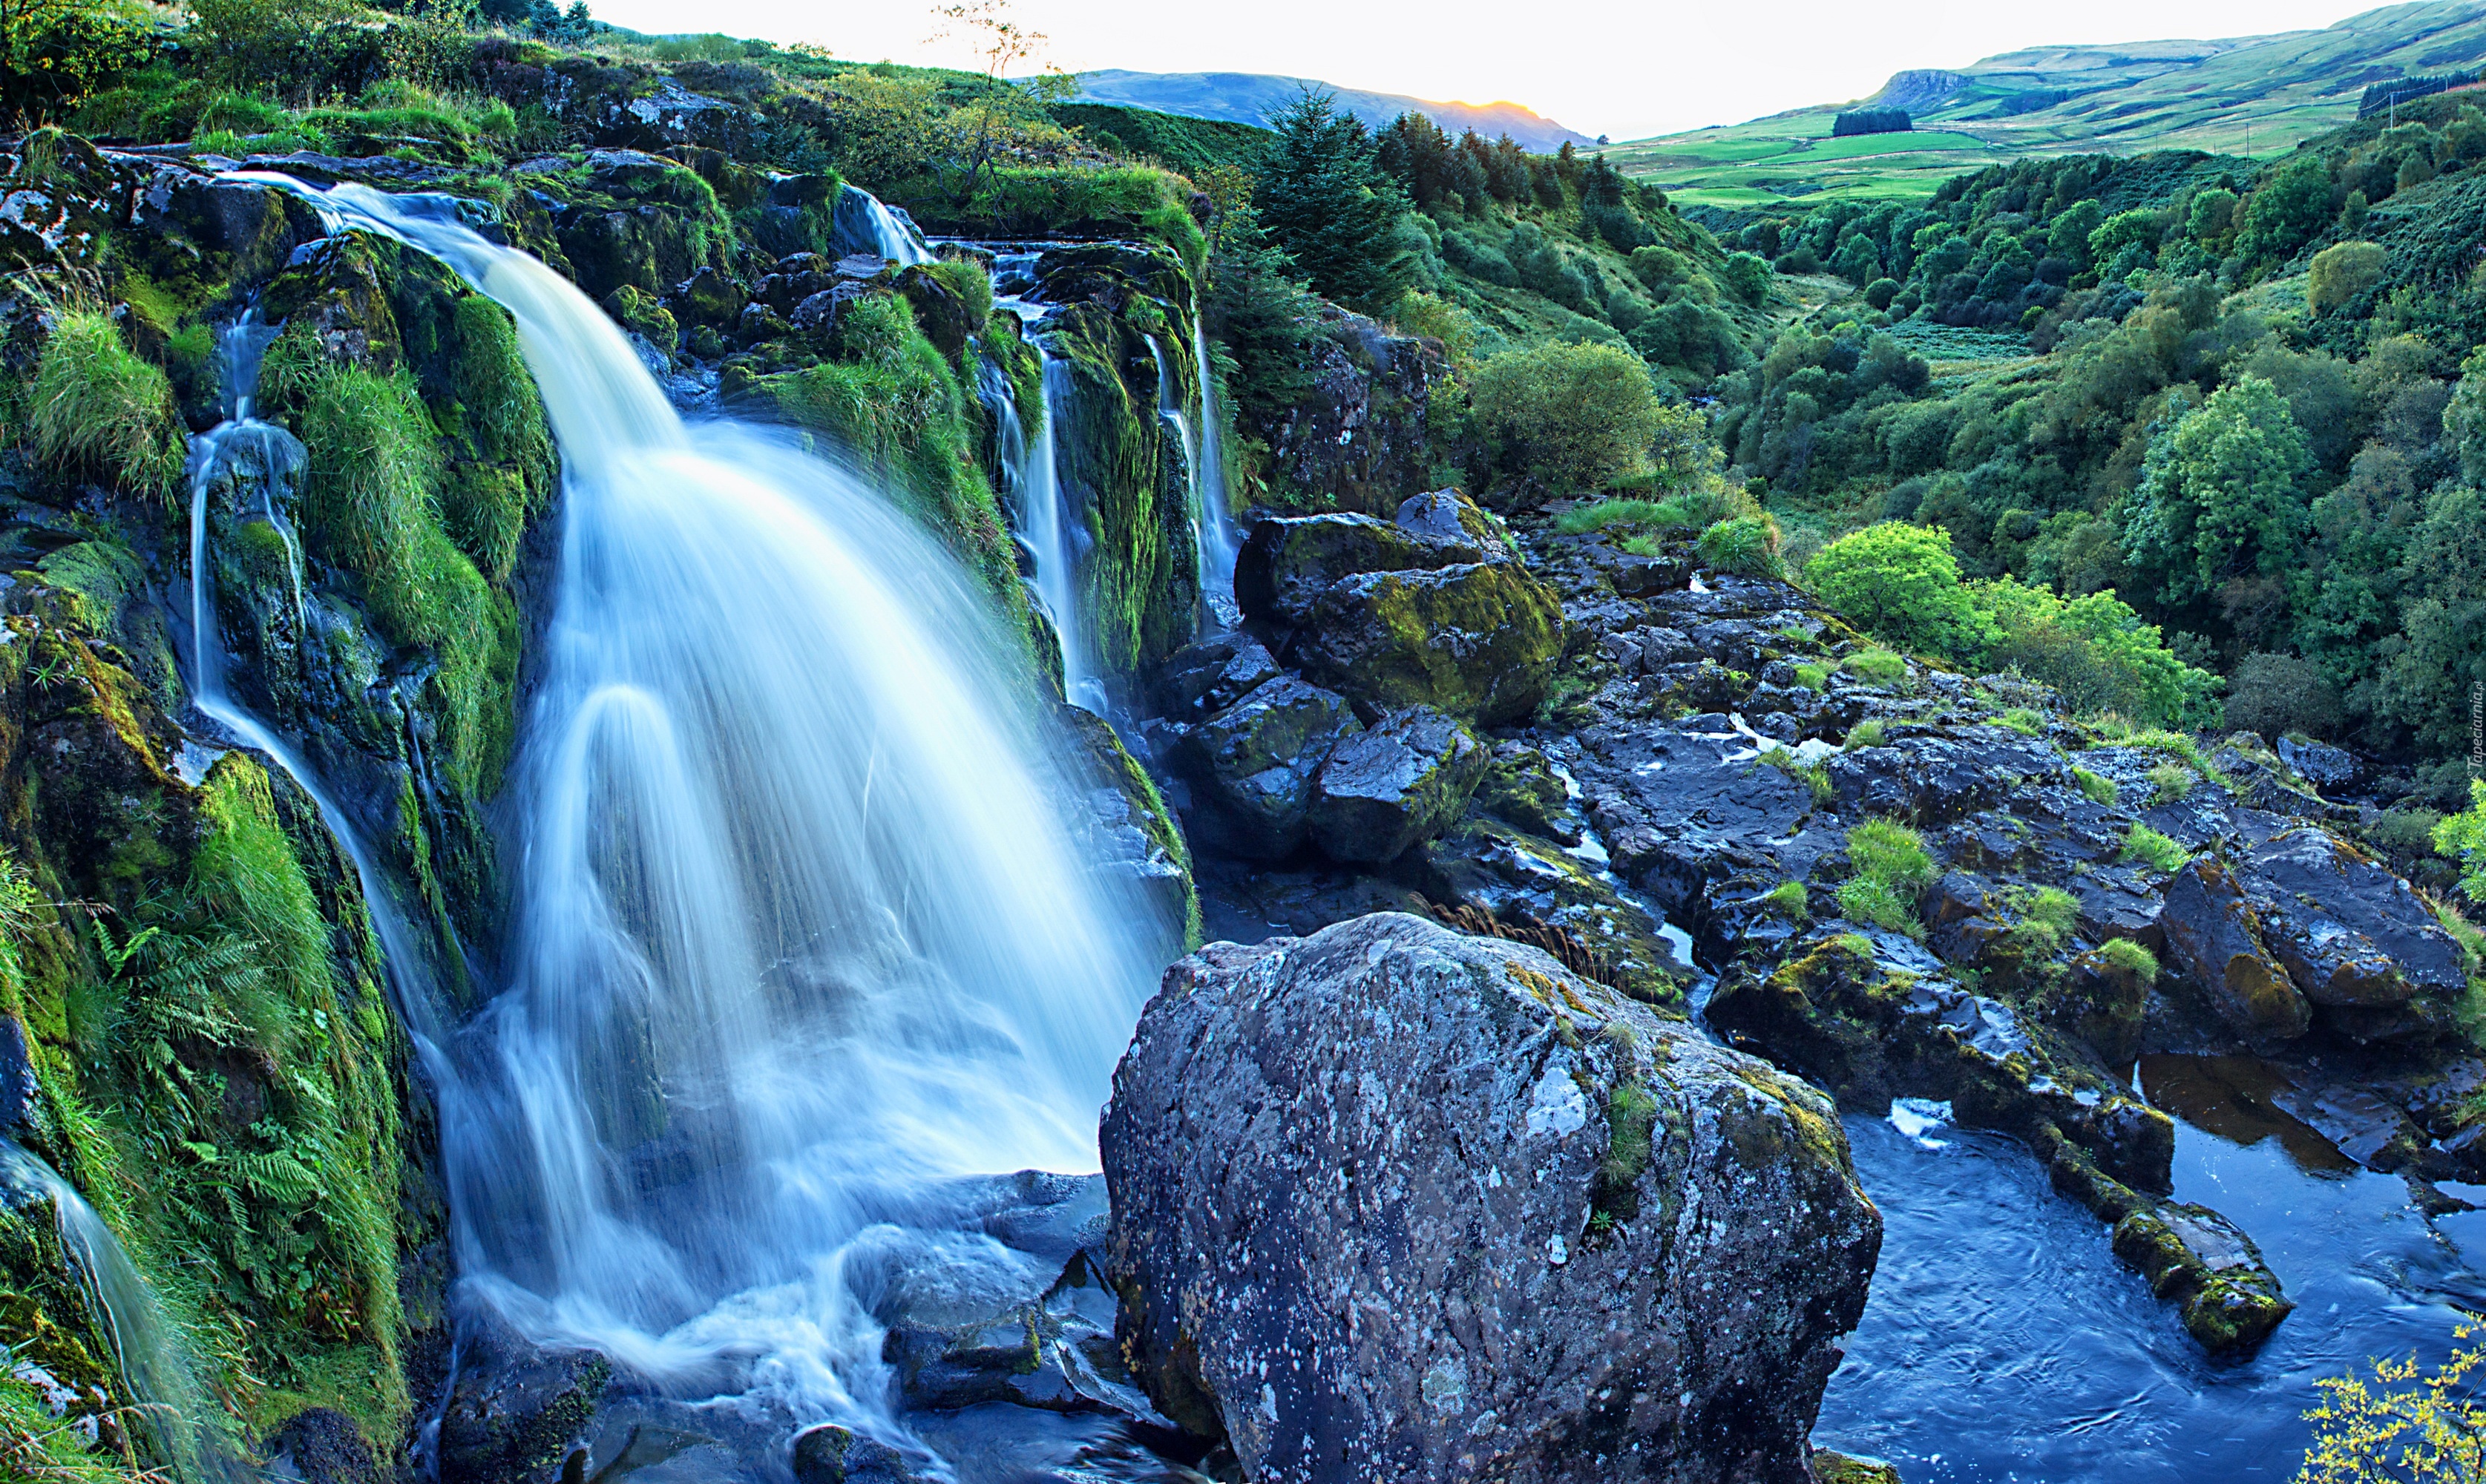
[{"xmin": 1256, "ymin": 90, "xmax": 1417, "ymax": 312}]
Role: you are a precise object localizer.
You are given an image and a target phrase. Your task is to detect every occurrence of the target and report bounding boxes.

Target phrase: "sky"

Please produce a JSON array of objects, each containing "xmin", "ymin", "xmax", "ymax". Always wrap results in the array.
[{"xmin": 584, "ymin": 0, "xmax": 2403, "ymax": 142}]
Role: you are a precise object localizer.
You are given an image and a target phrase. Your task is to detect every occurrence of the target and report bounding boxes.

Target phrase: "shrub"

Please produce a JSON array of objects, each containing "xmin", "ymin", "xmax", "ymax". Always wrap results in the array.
[
  {"xmin": 2073, "ymin": 766, "xmax": 2119, "ymax": 805},
  {"xmin": 1838, "ymin": 818, "xmax": 1933, "ymax": 935},
  {"xmin": 2439, "ymin": 779, "xmax": 2486, "ymax": 905},
  {"xmin": 2308, "ymin": 240, "xmax": 2387, "ymax": 315},
  {"xmin": 1804, "ymin": 522, "xmax": 1994, "ymax": 658},
  {"xmin": 1719, "ymin": 251, "xmax": 1772, "ymax": 306},
  {"xmin": 1388, "ymin": 290, "xmax": 1480, "ymax": 367},
  {"xmin": 1974, "ymin": 577, "xmax": 2222, "ymax": 729},
  {"xmin": 2297, "ymin": 1322, "xmax": 2486, "ymax": 1483},
  {"xmin": 1470, "ymin": 341, "xmax": 1666, "ymax": 498},
  {"xmin": 1864, "ymin": 277, "xmax": 1900, "ymax": 311},
  {"xmin": 1697, "ymin": 513, "xmax": 1784, "ymax": 580},
  {"xmin": 27, "ymin": 303, "xmax": 186, "ymax": 501},
  {"xmin": 2225, "ymin": 651, "xmax": 2341, "ymax": 741},
  {"xmin": 1555, "ymin": 497, "xmax": 1670, "ymax": 535},
  {"xmin": 2122, "ymin": 824, "xmax": 2190, "ymax": 874},
  {"xmin": 1844, "ymin": 648, "xmax": 1908, "ymax": 684}
]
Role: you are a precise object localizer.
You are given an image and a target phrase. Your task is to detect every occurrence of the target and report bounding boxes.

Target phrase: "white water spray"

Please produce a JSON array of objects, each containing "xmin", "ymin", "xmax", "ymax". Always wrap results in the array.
[
  {"xmin": 1190, "ymin": 312, "xmax": 1242, "ymax": 623},
  {"xmin": 208, "ymin": 180, "xmax": 1166, "ymax": 1461}
]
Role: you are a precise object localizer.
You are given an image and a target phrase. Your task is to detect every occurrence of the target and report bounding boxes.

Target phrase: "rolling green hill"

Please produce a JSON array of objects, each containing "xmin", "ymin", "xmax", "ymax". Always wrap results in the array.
[{"xmin": 1610, "ymin": 0, "xmax": 2486, "ymax": 206}]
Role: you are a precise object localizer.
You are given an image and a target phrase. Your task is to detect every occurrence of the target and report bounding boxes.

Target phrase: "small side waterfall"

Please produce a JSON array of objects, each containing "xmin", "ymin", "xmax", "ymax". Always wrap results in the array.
[
  {"xmin": 833, "ymin": 184, "xmax": 934, "ymax": 267},
  {"xmin": 0, "ymin": 1139, "xmax": 238, "ymax": 1483},
  {"xmin": 1190, "ymin": 312, "xmax": 1242, "ymax": 621},
  {"xmin": 223, "ymin": 177, "xmax": 1165, "ymax": 1468}
]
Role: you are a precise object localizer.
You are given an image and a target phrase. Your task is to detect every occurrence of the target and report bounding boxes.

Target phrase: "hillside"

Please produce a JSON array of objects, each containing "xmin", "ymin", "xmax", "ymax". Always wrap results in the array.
[
  {"xmin": 1061, "ymin": 68, "xmax": 1595, "ymax": 151},
  {"xmin": 1608, "ymin": 0, "xmax": 2486, "ymax": 206}
]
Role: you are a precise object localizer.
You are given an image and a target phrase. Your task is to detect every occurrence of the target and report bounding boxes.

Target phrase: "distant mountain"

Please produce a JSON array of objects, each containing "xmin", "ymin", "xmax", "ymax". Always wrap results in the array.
[
  {"xmin": 1607, "ymin": 0, "xmax": 2486, "ymax": 208},
  {"xmin": 1057, "ymin": 70, "xmax": 1596, "ymax": 152}
]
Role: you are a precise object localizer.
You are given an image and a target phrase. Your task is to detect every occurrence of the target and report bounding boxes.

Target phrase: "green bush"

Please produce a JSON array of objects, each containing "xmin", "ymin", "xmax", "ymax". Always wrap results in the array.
[
  {"xmin": 1974, "ymin": 577, "xmax": 2221, "ymax": 729},
  {"xmin": 1838, "ymin": 818, "xmax": 1933, "ymax": 936},
  {"xmin": 2224, "ymin": 651, "xmax": 2341, "ymax": 741},
  {"xmin": 1470, "ymin": 341, "xmax": 1666, "ymax": 499},
  {"xmin": 1843, "ymin": 648, "xmax": 1908, "ymax": 684},
  {"xmin": 2308, "ymin": 240, "xmax": 2386, "ymax": 315},
  {"xmin": 2438, "ymin": 779, "xmax": 2486, "ymax": 905},
  {"xmin": 2122, "ymin": 824, "xmax": 2190, "ymax": 874},
  {"xmin": 1804, "ymin": 522, "xmax": 1994, "ymax": 657},
  {"xmin": 27, "ymin": 304, "xmax": 187, "ymax": 500}
]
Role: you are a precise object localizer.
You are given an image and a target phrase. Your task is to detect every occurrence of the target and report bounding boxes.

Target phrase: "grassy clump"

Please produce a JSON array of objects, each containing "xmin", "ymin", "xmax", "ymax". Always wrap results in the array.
[
  {"xmin": 1837, "ymin": 818, "xmax": 1934, "ymax": 936},
  {"xmin": 1555, "ymin": 497, "xmax": 1674, "ymax": 535},
  {"xmin": 1758, "ymin": 879, "xmax": 1810, "ymax": 921},
  {"xmin": 1763, "ymin": 748, "xmax": 1834, "ymax": 807},
  {"xmin": 1590, "ymin": 1080, "xmax": 1662, "ymax": 1229},
  {"xmin": 2096, "ymin": 936, "xmax": 2160, "ymax": 984},
  {"xmin": 2072, "ymin": 766, "xmax": 2120, "ymax": 805},
  {"xmin": 2001, "ymin": 884, "xmax": 2081, "ymax": 955},
  {"xmin": 277, "ymin": 344, "xmax": 519, "ymax": 798},
  {"xmin": 2148, "ymin": 761, "xmax": 2197, "ymax": 803},
  {"xmin": 28, "ymin": 305, "xmax": 188, "ymax": 502},
  {"xmin": 1843, "ymin": 648, "xmax": 1908, "ymax": 685},
  {"xmin": 1845, "ymin": 718, "xmax": 1886, "ymax": 750},
  {"xmin": 1697, "ymin": 513, "xmax": 1785, "ymax": 580},
  {"xmin": 2122, "ymin": 824, "xmax": 2191, "ymax": 874},
  {"xmin": 1998, "ymin": 707, "xmax": 2047, "ymax": 736},
  {"xmin": 1793, "ymin": 662, "xmax": 1829, "ymax": 690}
]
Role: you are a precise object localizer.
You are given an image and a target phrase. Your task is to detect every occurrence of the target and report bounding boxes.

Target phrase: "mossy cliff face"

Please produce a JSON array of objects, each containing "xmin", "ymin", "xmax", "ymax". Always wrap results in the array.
[{"xmin": 1034, "ymin": 242, "xmax": 1206, "ymax": 675}]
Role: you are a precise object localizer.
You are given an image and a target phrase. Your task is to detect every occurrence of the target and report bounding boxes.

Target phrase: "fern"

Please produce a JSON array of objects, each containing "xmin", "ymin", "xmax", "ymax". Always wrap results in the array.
[{"xmin": 232, "ymin": 1149, "xmax": 321, "ymax": 1209}]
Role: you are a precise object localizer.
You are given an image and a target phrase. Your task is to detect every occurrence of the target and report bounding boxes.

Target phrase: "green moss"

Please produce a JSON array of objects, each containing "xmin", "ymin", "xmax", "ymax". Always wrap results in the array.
[
  {"xmin": 928, "ymin": 257, "xmax": 994, "ymax": 329},
  {"xmin": 2071, "ymin": 766, "xmax": 2119, "ymax": 805},
  {"xmin": 1762, "ymin": 748, "xmax": 1833, "ymax": 807},
  {"xmin": 2122, "ymin": 824, "xmax": 2190, "ymax": 874},
  {"xmin": 1591, "ymin": 1080, "xmax": 1660, "ymax": 1226},
  {"xmin": 442, "ymin": 295, "xmax": 554, "ymax": 584},
  {"xmin": 27, "ymin": 306, "xmax": 186, "ymax": 502},
  {"xmin": 2000, "ymin": 884, "xmax": 2080, "ymax": 956},
  {"xmin": 1843, "ymin": 648, "xmax": 1908, "ymax": 684}
]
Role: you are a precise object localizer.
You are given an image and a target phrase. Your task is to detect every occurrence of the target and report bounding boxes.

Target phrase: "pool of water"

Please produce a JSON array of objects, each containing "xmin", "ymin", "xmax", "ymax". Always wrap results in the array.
[{"xmin": 1814, "ymin": 1061, "xmax": 2486, "ymax": 1481}]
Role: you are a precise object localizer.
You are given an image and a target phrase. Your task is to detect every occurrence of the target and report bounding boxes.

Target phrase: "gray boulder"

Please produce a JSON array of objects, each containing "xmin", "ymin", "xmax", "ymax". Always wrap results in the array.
[
  {"xmin": 2160, "ymin": 857, "xmax": 2310, "ymax": 1043},
  {"xmin": 1307, "ymin": 706, "xmax": 1486, "ymax": 864},
  {"xmin": 1170, "ymin": 675, "xmax": 1363, "ymax": 859},
  {"xmin": 1102, "ymin": 913, "xmax": 1880, "ymax": 1484},
  {"xmin": 2241, "ymin": 828, "xmax": 2465, "ymax": 1010}
]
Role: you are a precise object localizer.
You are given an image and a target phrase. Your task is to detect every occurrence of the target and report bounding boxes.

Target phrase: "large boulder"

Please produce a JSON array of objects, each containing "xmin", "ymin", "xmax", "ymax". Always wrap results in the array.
[
  {"xmin": 1168, "ymin": 675, "xmax": 1364, "ymax": 859},
  {"xmin": 1290, "ymin": 563, "xmax": 1564, "ymax": 726},
  {"xmin": 1102, "ymin": 914, "xmax": 1880, "ymax": 1483},
  {"xmin": 2159, "ymin": 858, "xmax": 2310, "ymax": 1043},
  {"xmin": 1305, "ymin": 706, "xmax": 1486, "ymax": 864},
  {"xmin": 1239, "ymin": 490, "xmax": 1561, "ymax": 727},
  {"xmin": 2239, "ymin": 828, "xmax": 2465, "ymax": 1011}
]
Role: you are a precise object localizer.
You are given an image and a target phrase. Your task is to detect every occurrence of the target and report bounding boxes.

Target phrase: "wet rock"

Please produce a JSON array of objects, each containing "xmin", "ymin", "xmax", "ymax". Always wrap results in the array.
[
  {"xmin": 264, "ymin": 1408, "xmax": 379, "ymax": 1484},
  {"xmin": 2277, "ymin": 736, "xmax": 2364, "ymax": 793},
  {"xmin": 1103, "ymin": 914, "xmax": 1879, "ymax": 1483},
  {"xmin": 2057, "ymin": 945, "xmax": 2154, "ymax": 1064},
  {"xmin": 436, "ymin": 1315, "xmax": 611, "ymax": 1484},
  {"xmin": 1256, "ymin": 311, "xmax": 1447, "ymax": 513},
  {"xmin": 1306, "ymin": 706, "xmax": 1485, "ymax": 864},
  {"xmin": 0, "ymin": 1015, "xmax": 35, "ymax": 1139},
  {"xmin": 1811, "ymin": 1451, "xmax": 1903, "ymax": 1484},
  {"xmin": 1417, "ymin": 820, "xmax": 1682, "ymax": 1005},
  {"xmin": 896, "ymin": 263, "xmax": 977, "ymax": 358},
  {"xmin": 1290, "ymin": 561, "xmax": 1564, "ymax": 727},
  {"xmin": 1471, "ymin": 742, "xmax": 1583, "ymax": 846},
  {"xmin": 790, "ymin": 1426, "xmax": 922, "ymax": 1484},
  {"xmin": 2238, "ymin": 828, "xmax": 2464, "ymax": 1011},
  {"xmin": 2158, "ymin": 858, "xmax": 2309, "ymax": 1043},
  {"xmin": 1824, "ymin": 725, "xmax": 2064, "ymax": 826},
  {"xmin": 1234, "ymin": 513, "xmax": 1446, "ymax": 627},
  {"xmin": 1151, "ymin": 631, "xmax": 1282, "ymax": 725},
  {"xmin": 1062, "ymin": 706, "xmax": 1195, "ymax": 947},
  {"xmin": 2108, "ymin": 1203, "xmax": 2292, "ymax": 1356},
  {"xmin": 1167, "ymin": 676, "xmax": 1362, "ymax": 859}
]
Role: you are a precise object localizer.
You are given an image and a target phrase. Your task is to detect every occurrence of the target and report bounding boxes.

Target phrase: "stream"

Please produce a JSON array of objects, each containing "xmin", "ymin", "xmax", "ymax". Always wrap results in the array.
[{"xmin": 1816, "ymin": 1063, "xmax": 2486, "ymax": 1481}]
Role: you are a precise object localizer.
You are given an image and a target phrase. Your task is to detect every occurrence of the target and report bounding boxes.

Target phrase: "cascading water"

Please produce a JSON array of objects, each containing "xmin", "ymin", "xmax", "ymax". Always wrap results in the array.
[
  {"xmin": 1187, "ymin": 314, "xmax": 1241, "ymax": 623},
  {"xmin": 971, "ymin": 347, "xmax": 1099, "ymax": 714},
  {"xmin": 0, "ymin": 1139, "xmax": 238, "ymax": 1483},
  {"xmin": 209, "ymin": 179, "xmax": 1167, "ymax": 1471},
  {"xmin": 835, "ymin": 185, "xmax": 936, "ymax": 268}
]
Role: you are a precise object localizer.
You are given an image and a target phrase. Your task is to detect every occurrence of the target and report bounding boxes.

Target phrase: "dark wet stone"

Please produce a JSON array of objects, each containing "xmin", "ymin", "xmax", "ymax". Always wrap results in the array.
[
  {"xmin": 264, "ymin": 1408, "xmax": 378, "ymax": 1484},
  {"xmin": 2239, "ymin": 828, "xmax": 2465, "ymax": 1011},
  {"xmin": 2158, "ymin": 858, "xmax": 2309, "ymax": 1043},
  {"xmin": 1103, "ymin": 914, "xmax": 1879, "ymax": 1483},
  {"xmin": 2108, "ymin": 1203, "xmax": 2292, "ymax": 1356},
  {"xmin": 1306, "ymin": 706, "xmax": 1485, "ymax": 864},
  {"xmin": 2277, "ymin": 736, "xmax": 2364, "ymax": 792},
  {"xmin": 1167, "ymin": 676, "xmax": 1362, "ymax": 859},
  {"xmin": 790, "ymin": 1426, "xmax": 922, "ymax": 1484},
  {"xmin": 436, "ymin": 1313, "xmax": 610, "ymax": 1484}
]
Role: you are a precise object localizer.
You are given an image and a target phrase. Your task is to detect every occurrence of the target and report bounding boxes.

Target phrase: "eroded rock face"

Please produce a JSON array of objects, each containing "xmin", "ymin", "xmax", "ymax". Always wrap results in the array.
[
  {"xmin": 2160, "ymin": 858, "xmax": 2311, "ymax": 1043},
  {"xmin": 2242, "ymin": 828, "xmax": 2465, "ymax": 1012},
  {"xmin": 1102, "ymin": 913, "xmax": 1880, "ymax": 1484},
  {"xmin": 1169, "ymin": 675, "xmax": 1364, "ymax": 859},
  {"xmin": 436, "ymin": 1315, "xmax": 611, "ymax": 1484}
]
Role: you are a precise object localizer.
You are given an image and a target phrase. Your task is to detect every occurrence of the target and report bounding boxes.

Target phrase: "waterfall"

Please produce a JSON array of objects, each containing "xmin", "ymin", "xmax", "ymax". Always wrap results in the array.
[
  {"xmin": 971, "ymin": 298, "xmax": 1101, "ymax": 714},
  {"xmin": 213, "ymin": 178, "xmax": 1166, "ymax": 1462},
  {"xmin": 833, "ymin": 184, "xmax": 934, "ymax": 267},
  {"xmin": 1190, "ymin": 312, "xmax": 1242, "ymax": 622},
  {"xmin": 0, "ymin": 1140, "xmax": 240, "ymax": 1483}
]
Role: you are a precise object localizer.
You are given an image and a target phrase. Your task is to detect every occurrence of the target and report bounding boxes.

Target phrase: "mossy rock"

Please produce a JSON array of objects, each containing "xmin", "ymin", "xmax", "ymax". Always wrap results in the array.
[{"xmin": 1288, "ymin": 561, "xmax": 1564, "ymax": 727}]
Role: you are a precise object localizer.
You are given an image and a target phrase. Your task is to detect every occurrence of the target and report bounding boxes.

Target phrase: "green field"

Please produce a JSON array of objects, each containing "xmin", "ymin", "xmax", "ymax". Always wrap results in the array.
[{"xmin": 1612, "ymin": 0, "xmax": 2486, "ymax": 206}]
